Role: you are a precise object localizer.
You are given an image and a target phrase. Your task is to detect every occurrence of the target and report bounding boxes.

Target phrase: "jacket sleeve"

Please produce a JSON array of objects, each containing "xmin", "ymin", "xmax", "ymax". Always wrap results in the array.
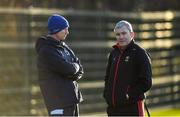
[
  {"xmin": 128, "ymin": 50, "xmax": 152, "ymax": 99},
  {"xmin": 38, "ymin": 45, "xmax": 79, "ymax": 76},
  {"xmin": 103, "ymin": 52, "xmax": 112, "ymax": 98},
  {"xmin": 67, "ymin": 57, "xmax": 84, "ymax": 81}
]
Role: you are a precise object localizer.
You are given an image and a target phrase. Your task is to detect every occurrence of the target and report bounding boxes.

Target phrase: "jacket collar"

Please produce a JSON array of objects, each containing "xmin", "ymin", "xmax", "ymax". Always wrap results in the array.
[{"xmin": 46, "ymin": 35, "xmax": 65, "ymax": 48}]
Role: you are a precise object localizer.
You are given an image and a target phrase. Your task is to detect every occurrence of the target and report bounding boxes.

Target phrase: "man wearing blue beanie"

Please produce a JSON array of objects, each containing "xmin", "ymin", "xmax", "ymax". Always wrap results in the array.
[
  {"xmin": 35, "ymin": 14, "xmax": 84, "ymax": 116},
  {"xmin": 48, "ymin": 14, "xmax": 69, "ymax": 35}
]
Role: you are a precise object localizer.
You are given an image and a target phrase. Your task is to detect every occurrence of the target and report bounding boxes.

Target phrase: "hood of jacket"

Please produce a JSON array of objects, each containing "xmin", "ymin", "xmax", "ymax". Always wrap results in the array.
[{"xmin": 35, "ymin": 36, "xmax": 64, "ymax": 53}]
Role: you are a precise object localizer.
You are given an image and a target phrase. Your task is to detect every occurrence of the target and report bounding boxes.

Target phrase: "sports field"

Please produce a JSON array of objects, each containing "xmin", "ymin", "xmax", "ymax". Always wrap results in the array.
[
  {"xmin": 149, "ymin": 108, "xmax": 180, "ymax": 116},
  {"xmin": 84, "ymin": 108, "xmax": 180, "ymax": 116}
]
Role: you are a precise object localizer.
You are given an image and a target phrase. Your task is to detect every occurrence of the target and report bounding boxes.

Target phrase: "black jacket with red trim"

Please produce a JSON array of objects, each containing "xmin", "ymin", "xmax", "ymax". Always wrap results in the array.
[{"xmin": 103, "ymin": 40, "xmax": 152, "ymax": 107}]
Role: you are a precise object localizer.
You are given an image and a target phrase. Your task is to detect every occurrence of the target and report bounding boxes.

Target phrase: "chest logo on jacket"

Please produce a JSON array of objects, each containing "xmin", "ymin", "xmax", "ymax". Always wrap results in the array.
[
  {"xmin": 64, "ymin": 49, "xmax": 70, "ymax": 56},
  {"xmin": 124, "ymin": 56, "xmax": 130, "ymax": 62}
]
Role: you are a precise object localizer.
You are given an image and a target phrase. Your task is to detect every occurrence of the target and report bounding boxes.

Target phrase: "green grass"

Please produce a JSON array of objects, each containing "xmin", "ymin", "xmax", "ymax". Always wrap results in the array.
[
  {"xmin": 83, "ymin": 108, "xmax": 180, "ymax": 116},
  {"xmin": 148, "ymin": 108, "xmax": 180, "ymax": 116}
]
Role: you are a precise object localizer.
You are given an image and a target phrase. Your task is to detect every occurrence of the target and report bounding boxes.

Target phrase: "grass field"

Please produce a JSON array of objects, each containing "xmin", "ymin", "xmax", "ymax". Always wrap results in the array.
[
  {"xmin": 84, "ymin": 108, "xmax": 180, "ymax": 116},
  {"xmin": 149, "ymin": 108, "xmax": 180, "ymax": 116}
]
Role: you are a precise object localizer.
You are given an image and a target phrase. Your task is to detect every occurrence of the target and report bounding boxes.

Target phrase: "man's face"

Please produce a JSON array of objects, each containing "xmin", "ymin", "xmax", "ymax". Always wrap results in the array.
[
  {"xmin": 114, "ymin": 26, "xmax": 134, "ymax": 47},
  {"xmin": 55, "ymin": 27, "xmax": 69, "ymax": 41}
]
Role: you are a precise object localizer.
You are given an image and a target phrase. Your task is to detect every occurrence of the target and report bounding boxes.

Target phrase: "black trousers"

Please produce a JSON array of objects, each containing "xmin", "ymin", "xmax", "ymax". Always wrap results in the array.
[
  {"xmin": 107, "ymin": 100, "xmax": 144, "ymax": 116},
  {"xmin": 49, "ymin": 104, "xmax": 79, "ymax": 116}
]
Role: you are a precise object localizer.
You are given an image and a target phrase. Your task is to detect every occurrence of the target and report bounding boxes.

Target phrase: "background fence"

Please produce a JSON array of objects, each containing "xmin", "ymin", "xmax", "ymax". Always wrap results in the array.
[{"xmin": 0, "ymin": 8, "xmax": 180, "ymax": 115}]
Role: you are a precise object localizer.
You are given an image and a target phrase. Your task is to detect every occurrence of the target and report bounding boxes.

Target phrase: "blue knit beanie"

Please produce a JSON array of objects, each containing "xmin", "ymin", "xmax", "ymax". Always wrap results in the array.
[{"xmin": 48, "ymin": 14, "xmax": 69, "ymax": 34}]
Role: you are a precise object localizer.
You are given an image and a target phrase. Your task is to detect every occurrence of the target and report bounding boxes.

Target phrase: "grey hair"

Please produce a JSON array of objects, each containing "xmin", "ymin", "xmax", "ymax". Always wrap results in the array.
[{"xmin": 114, "ymin": 20, "xmax": 133, "ymax": 32}]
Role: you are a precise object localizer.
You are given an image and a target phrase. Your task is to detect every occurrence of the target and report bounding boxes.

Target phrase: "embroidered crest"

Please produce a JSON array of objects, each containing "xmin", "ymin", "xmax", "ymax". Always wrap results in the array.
[
  {"xmin": 64, "ymin": 49, "xmax": 70, "ymax": 56},
  {"xmin": 125, "ymin": 56, "xmax": 130, "ymax": 62}
]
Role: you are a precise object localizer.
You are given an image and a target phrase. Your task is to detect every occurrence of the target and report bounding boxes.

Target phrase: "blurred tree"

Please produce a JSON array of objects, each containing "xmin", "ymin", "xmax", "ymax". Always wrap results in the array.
[{"xmin": 0, "ymin": 0, "xmax": 180, "ymax": 11}]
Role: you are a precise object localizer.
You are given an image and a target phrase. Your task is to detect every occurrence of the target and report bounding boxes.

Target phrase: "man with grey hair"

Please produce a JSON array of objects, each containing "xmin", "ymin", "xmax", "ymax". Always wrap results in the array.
[{"xmin": 103, "ymin": 20, "xmax": 152, "ymax": 116}]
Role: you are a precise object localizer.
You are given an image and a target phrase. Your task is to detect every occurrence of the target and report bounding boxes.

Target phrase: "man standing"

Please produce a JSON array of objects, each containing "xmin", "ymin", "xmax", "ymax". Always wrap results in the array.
[
  {"xmin": 35, "ymin": 14, "xmax": 83, "ymax": 116},
  {"xmin": 103, "ymin": 20, "xmax": 152, "ymax": 116}
]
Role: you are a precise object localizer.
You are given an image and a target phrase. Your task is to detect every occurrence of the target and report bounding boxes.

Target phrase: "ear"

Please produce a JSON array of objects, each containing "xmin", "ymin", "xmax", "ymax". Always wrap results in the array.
[{"xmin": 130, "ymin": 32, "xmax": 135, "ymax": 39}]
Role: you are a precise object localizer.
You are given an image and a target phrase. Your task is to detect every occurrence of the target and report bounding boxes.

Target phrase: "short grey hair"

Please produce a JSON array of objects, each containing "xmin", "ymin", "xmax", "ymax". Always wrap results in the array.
[{"xmin": 114, "ymin": 20, "xmax": 133, "ymax": 32}]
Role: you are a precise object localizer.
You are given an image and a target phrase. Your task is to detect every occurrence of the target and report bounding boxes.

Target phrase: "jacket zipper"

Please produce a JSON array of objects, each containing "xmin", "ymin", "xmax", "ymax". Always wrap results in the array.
[{"xmin": 112, "ymin": 50, "xmax": 123, "ymax": 107}]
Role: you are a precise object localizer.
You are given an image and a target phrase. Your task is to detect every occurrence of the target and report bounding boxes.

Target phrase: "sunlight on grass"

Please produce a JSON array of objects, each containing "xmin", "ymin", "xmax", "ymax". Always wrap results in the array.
[
  {"xmin": 83, "ymin": 108, "xmax": 180, "ymax": 116},
  {"xmin": 147, "ymin": 108, "xmax": 180, "ymax": 116}
]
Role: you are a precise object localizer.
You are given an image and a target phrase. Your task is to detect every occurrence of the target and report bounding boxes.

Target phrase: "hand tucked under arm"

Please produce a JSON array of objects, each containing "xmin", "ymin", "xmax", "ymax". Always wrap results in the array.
[{"xmin": 68, "ymin": 65, "xmax": 84, "ymax": 81}]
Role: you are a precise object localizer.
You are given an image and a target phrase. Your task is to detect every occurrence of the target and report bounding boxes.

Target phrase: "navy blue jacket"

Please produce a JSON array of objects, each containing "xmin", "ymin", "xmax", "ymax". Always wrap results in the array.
[
  {"xmin": 103, "ymin": 40, "xmax": 152, "ymax": 107},
  {"xmin": 35, "ymin": 36, "xmax": 83, "ymax": 112}
]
